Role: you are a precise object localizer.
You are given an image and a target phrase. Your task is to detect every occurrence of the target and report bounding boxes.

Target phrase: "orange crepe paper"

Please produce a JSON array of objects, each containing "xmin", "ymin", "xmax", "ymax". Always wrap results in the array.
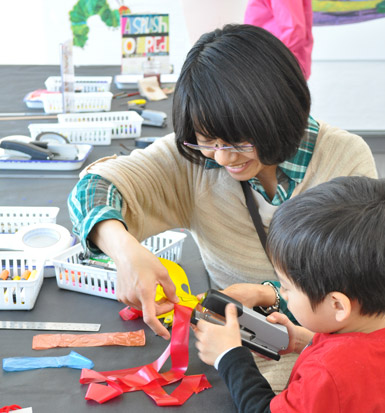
[{"xmin": 32, "ymin": 330, "xmax": 145, "ymax": 350}]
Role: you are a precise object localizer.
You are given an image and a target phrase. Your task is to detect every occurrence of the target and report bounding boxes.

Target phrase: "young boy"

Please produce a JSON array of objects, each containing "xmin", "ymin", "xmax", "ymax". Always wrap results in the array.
[{"xmin": 194, "ymin": 176, "xmax": 385, "ymax": 412}]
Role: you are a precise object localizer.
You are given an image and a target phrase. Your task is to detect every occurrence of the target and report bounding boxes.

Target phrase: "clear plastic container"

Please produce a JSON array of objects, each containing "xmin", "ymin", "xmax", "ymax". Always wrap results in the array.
[{"xmin": 142, "ymin": 57, "xmax": 161, "ymax": 84}]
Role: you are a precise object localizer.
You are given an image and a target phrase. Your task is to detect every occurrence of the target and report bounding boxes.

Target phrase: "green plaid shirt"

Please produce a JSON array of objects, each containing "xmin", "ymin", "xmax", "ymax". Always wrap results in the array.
[
  {"xmin": 68, "ymin": 174, "xmax": 127, "ymax": 253},
  {"xmin": 205, "ymin": 116, "xmax": 319, "ymax": 205}
]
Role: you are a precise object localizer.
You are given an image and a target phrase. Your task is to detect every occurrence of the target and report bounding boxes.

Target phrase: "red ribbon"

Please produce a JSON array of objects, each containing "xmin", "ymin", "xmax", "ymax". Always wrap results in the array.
[
  {"xmin": 0, "ymin": 406, "xmax": 22, "ymax": 412},
  {"xmin": 80, "ymin": 304, "xmax": 211, "ymax": 405}
]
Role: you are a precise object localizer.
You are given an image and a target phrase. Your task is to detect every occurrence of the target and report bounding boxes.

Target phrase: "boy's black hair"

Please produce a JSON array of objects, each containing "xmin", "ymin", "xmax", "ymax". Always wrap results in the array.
[
  {"xmin": 173, "ymin": 24, "xmax": 310, "ymax": 166},
  {"xmin": 266, "ymin": 176, "xmax": 385, "ymax": 316}
]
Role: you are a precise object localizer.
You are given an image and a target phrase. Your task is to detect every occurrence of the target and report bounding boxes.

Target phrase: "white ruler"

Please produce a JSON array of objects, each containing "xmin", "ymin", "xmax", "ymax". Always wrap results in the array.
[{"xmin": 0, "ymin": 321, "xmax": 101, "ymax": 331}]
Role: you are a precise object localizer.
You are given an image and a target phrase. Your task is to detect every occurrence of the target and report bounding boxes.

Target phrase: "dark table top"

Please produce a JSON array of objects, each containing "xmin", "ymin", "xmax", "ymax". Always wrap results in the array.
[
  {"xmin": 0, "ymin": 65, "xmax": 235, "ymax": 412},
  {"xmin": 0, "ymin": 65, "xmax": 174, "ymax": 228}
]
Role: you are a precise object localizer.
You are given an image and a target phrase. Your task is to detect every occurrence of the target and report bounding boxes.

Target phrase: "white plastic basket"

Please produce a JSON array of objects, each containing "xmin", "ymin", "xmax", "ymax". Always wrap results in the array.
[
  {"xmin": 57, "ymin": 111, "xmax": 143, "ymax": 139},
  {"xmin": 0, "ymin": 206, "xmax": 59, "ymax": 234},
  {"xmin": 45, "ymin": 76, "xmax": 112, "ymax": 93},
  {"xmin": 41, "ymin": 92, "xmax": 113, "ymax": 114},
  {"xmin": 29, "ymin": 122, "xmax": 113, "ymax": 145},
  {"xmin": 0, "ymin": 252, "xmax": 44, "ymax": 309},
  {"xmin": 52, "ymin": 230, "xmax": 187, "ymax": 300}
]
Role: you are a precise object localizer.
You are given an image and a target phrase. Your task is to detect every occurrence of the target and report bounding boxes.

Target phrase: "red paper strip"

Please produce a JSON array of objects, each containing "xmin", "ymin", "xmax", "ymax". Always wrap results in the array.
[
  {"xmin": 119, "ymin": 306, "xmax": 143, "ymax": 320},
  {"xmin": 80, "ymin": 304, "xmax": 212, "ymax": 405},
  {"xmin": 33, "ymin": 330, "xmax": 145, "ymax": 350}
]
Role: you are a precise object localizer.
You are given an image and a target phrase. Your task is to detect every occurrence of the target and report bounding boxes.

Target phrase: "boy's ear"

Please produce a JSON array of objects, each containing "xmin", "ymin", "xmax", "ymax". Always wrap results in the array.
[{"xmin": 328, "ymin": 292, "xmax": 352, "ymax": 322}]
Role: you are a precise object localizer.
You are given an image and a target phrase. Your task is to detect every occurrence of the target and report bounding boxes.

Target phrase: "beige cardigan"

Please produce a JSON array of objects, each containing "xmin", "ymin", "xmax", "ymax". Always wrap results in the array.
[{"xmin": 82, "ymin": 121, "xmax": 378, "ymax": 287}]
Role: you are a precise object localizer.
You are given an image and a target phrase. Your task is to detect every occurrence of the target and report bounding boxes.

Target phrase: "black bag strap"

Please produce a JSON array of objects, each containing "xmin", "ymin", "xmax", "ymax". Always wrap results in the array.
[
  {"xmin": 241, "ymin": 180, "xmax": 267, "ymax": 251},
  {"xmin": 241, "ymin": 181, "xmax": 283, "ymax": 315}
]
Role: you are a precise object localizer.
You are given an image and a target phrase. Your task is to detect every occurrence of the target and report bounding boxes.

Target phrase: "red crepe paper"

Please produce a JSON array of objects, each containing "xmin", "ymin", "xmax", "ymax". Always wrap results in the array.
[
  {"xmin": 32, "ymin": 330, "xmax": 145, "ymax": 350},
  {"xmin": 80, "ymin": 304, "xmax": 212, "ymax": 405},
  {"xmin": 119, "ymin": 306, "xmax": 143, "ymax": 320}
]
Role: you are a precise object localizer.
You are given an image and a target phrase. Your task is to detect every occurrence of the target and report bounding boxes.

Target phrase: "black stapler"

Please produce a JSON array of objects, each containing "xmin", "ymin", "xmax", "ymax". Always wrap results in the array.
[{"xmin": 191, "ymin": 289, "xmax": 289, "ymax": 361}]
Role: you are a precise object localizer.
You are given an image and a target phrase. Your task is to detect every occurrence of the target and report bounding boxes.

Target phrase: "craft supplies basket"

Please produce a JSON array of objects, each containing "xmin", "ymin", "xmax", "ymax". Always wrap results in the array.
[
  {"xmin": 0, "ymin": 206, "xmax": 59, "ymax": 234},
  {"xmin": 52, "ymin": 231, "xmax": 187, "ymax": 299},
  {"xmin": 41, "ymin": 92, "xmax": 113, "ymax": 114},
  {"xmin": 57, "ymin": 111, "xmax": 144, "ymax": 139},
  {"xmin": 45, "ymin": 76, "xmax": 112, "ymax": 93},
  {"xmin": 0, "ymin": 252, "xmax": 44, "ymax": 310},
  {"xmin": 29, "ymin": 122, "xmax": 113, "ymax": 145}
]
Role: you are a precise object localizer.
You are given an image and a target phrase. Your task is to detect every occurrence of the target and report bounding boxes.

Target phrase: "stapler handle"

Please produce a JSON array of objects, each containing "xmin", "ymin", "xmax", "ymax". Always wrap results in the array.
[
  {"xmin": 201, "ymin": 289, "xmax": 243, "ymax": 317},
  {"xmin": 198, "ymin": 290, "xmax": 284, "ymax": 361},
  {"xmin": 0, "ymin": 140, "xmax": 53, "ymax": 160}
]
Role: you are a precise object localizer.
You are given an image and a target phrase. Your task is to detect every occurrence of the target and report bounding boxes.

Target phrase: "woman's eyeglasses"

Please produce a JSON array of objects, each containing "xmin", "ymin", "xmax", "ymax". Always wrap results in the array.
[{"xmin": 183, "ymin": 141, "xmax": 254, "ymax": 153}]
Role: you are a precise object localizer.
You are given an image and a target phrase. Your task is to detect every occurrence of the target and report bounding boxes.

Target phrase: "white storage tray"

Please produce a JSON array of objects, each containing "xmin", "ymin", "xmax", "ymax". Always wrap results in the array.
[
  {"xmin": 114, "ymin": 73, "xmax": 178, "ymax": 90},
  {"xmin": 0, "ymin": 252, "xmax": 44, "ymax": 309},
  {"xmin": 45, "ymin": 76, "xmax": 112, "ymax": 93},
  {"xmin": 0, "ymin": 144, "xmax": 92, "ymax": 170},
  {"xmin": 52, "ymin": 230, "xmax": 187, "ymax": 300},
  {"xmin": 41, "ymin": 92, "xmax": 113, "ymax": 114},
  {"xmin": 29, "ymin": 122, "xmax": 113, "ymax": 145},
  {"xmin": 0, "ymin": 206, "xmax": 59, "ymax": 234},
  {"xmin": 57, "ymin": 111, "xmax": 143, "ymax": 139}
]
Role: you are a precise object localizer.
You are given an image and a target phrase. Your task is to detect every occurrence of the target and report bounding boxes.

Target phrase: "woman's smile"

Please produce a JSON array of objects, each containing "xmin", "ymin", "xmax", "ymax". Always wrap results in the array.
[{"xmin": 225, "ymin": 160, "xmax": 252, "ymax": 174}]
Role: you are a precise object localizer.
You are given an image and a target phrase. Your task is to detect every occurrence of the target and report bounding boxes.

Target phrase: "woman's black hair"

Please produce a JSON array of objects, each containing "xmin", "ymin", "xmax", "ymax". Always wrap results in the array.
[
  {"xmin": 266, "ymin": 176, "xmax": 385, "ymax": 316},
  {"xmin": 173, "ymin": 24, "xmax": 311, "ymax": 165}
]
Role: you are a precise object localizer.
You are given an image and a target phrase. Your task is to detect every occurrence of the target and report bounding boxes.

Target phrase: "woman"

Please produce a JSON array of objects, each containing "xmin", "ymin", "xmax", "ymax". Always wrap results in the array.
[{"xmin": 68, "ymin": 24, "xmax": 377, "ymax": 343}]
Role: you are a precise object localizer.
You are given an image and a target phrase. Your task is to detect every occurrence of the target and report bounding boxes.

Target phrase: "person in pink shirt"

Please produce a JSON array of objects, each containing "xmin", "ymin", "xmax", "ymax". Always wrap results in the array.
[{"xmin": 244, "ymin": 0, "xmax": 313, "ymax": 79}]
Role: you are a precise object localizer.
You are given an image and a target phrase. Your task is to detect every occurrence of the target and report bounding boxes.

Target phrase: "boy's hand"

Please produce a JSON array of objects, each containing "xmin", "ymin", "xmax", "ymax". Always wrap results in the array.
[
  {"xmin": 266, "ymin": 312, "xmax": 314, "ymax": 354},
  {"xmin": 194, "ymin": 303, "xmax": 242, "ymax": 366}
]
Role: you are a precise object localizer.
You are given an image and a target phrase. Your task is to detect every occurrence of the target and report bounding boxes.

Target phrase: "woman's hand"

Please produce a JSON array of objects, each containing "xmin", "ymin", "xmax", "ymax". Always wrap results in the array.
[
  {"xmin": 194, "ymin": 303, "xmax": 242, "ymax": 366},
  {"xmin": 220, "ymin": 283, "xmax": 277, "ymax": 309},
  {"xmin": 266, "ymin": 312, "xmax": 314, "ymax": 354},
  {"xmin": 89, "ymin": 219, "xmax": 179, "ymax": 340}
]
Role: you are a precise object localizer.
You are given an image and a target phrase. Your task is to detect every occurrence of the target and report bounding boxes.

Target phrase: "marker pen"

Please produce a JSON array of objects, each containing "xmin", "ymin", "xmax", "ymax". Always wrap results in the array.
[
  {"xmin": 21, "ymin": 270, "xmax": 31, "ymax": 280},
  {"xmin": 28, "ymin": 270, "xmax": 38, "ymax": 281},
  {"xmin": 1, "ymin": 269, "xmax": 9, "ymax": 280}
]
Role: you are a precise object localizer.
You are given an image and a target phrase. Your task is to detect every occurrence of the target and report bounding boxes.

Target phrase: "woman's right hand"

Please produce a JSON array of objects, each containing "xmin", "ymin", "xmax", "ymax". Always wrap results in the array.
[
  {"xmin": 89, "ymin": 220, "xmax": 179, "ymax": 340},
  {"xmin": 220, "ymin": 283, "xmax": 277, "ymax": 309}
]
